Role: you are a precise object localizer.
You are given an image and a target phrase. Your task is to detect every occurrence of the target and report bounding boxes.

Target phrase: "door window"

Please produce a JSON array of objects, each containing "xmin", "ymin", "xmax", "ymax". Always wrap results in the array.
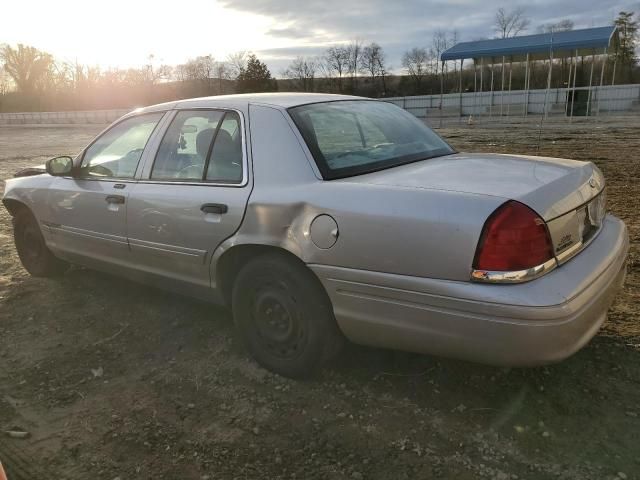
[
  {"xmin": 151, "ymin": 110, "xmax": 243, "ymax": 183},
  {"xmin": 80, "ymin": 113, "xmax": 164, "ymax": 178}
]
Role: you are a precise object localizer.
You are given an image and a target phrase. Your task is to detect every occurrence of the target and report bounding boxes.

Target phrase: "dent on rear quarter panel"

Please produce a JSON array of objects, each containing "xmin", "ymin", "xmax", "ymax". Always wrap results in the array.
[{"xmin": 211, "ymin": 104, "xmax": 505, "ymax": 283}]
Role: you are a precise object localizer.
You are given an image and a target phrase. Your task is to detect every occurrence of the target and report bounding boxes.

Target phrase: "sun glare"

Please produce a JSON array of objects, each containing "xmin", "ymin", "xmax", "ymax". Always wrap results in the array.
[{"xmin": 2, "ymin": 0, "xmax": 292, "ymax": 68}]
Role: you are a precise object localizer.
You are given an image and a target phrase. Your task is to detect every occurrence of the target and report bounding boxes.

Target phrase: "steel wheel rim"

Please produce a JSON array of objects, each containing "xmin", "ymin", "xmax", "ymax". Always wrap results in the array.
[{"xmin": 250, "ymin": 281, "xmax": 307, "ymax": 359}]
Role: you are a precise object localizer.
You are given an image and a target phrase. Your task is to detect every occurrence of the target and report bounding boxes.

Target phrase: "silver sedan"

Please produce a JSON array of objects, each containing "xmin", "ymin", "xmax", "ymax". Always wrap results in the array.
[{"xmin": 2, "ymin": 93, "xmax": 629, "ymax": 378}]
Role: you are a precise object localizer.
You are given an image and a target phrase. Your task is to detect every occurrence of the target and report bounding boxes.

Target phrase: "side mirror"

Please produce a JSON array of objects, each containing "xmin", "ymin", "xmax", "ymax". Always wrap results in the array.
[{"xmin": 46, "ymin": 156, "xmax": 74, "ymax": 176}]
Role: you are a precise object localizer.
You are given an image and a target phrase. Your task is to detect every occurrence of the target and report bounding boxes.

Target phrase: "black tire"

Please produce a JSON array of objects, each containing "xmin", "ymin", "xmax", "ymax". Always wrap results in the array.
[
  {"xmin": 13, "ymin": 209, "xmax": 68, "ymax": 277},
  {"xmin": 231, "ymin": 253, "xmax": 344, "ymax": 378}
]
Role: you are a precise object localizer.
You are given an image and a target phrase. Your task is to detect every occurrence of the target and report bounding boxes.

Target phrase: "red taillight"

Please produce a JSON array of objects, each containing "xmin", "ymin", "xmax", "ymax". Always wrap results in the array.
[{"xmin": 473, "ymin": 201, "xmax": 554, "ymax": 271}]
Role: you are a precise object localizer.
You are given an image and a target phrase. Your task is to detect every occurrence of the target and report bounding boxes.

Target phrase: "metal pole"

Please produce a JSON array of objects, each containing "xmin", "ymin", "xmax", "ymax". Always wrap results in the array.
[
  {"xmin": 459, "ymin": 59, "xmax": 464, "ymax": 122},
  {"xmin": 565, "ymin": 53, "xmax": 573, "ymax": 116},
  {"xmin": 439, "ymin": 60, "xmax": 444, "ymax": 128},
  {"xmin": 524, "ymin": 53, "xmax": 530, "ymax": 117},
  {"xmin": 611, "ymin": 57, "xmax": 617, "ymax": 86},
  {"xmin": 473, "ymin": 59, "xmax": 478, "ymax": 117},
  {"xmin": 586, "ymin": 51, "xmax": 595, "ymax": 116},
  {"xmin": 507, "ymin": 58, "xmax": 513, "ymax": 116},
  {"xmin": 544, "ymin": 52, "xmax": 553, "ymax": 120},
  {"xmin": 500, "ymin": 55, "xmax": 505, "ymax": 116},
  {"xmin": 596, "ymin": 47, "xmax": 607, "ymax": 118},
  {"xmin": 480, "ymin": 57, "xmax": 484, "ymax": 120},
  {"xmin": 489, "ymin": 59, "xmax": 494, "ymax": 120},
  {"xmin": 570, "ymin": 49, "xmax": 578, "ymax": 122}
]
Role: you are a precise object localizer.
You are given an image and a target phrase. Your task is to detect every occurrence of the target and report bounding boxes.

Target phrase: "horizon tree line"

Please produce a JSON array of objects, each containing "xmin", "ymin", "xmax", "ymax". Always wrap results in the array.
[{"xmin": 0, "ymin": 9, "xmax": 637, "ymax": 112}]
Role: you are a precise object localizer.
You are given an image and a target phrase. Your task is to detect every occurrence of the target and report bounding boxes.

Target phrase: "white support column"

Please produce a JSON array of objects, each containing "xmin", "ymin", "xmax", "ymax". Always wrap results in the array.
[
  {"xmin": 480, "ymin": 57, "xmax": 484, "ymax": 119},
  {"xmin": 473, "ymin": 59, "xmax": 478, "ymax": 116},
  {"xmin": 565, "ymin": 53, "xmax": 573, "ymax": 116},
  {"xmin": 544, "ymin": 51, "xmax": 553, "ymax": 120},
  {"xmin": 596, "ymin": 48, "xmax": 607, "ymax": 118},
  {"xmin": 570, "ymin": 49, "xmax": 578, "ymax": 122},
  {"xmin": 489, "ymin": 59, "xmax": 494, "ymax": 120},
  {"xmin": 500, "ymin": 55, "xmax": 505, "ymax": 116},
  {"xmin": 459, "ymin": 59, "xmax": 464, "ymax": 121},
  {"xmin": 586, "ymin": 51, "xmax": 595, "ymax": 116},
  {"xmin": 439, "ymin": 60, "xmax": 445, "ymax": 128},
  {"xmin": 507, "ymin": 58, "xmax": 513, "ymax": 116},
  {"xmin": 524, "ymin": 53, "xmax": 530, "ymax": 117}
]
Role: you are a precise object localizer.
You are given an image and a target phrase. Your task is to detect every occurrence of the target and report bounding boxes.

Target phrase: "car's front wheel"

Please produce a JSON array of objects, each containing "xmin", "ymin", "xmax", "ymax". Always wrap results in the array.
[
  {"xmin": 13, "ymin": 209, "xmax": 68, "ymax": 277},
  {"xmin": 232, "ymin": 253, "xmax": 344, "ymax": 378}
]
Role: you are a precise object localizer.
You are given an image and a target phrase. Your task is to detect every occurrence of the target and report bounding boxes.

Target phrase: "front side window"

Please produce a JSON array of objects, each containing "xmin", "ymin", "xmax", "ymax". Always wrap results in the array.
[
  {"xmin": 80, "ymin": 113, "xmax": 164, "ymax": 178},
  {"xmin": 151, "ymin": 110, "xmax": 243, "ymax": 183},
  {"xmin": 289, "ymin": 100, "xmax": 454, "ymax": 179}
]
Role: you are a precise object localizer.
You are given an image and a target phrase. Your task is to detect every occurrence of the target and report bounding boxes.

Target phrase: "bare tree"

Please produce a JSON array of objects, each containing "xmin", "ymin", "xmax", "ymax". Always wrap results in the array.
[
  {"xmin": 214, "ymin": 61, "xmax": 230, "ymax": 94},
  {"xmin": 494, "ymin": 7, "xmax": 530, "ymax": 38},
  {"xmin": 144, "ymin": 55, "xmax": 174, "ymax": 86},
  {"xmin": 324, "ymin": 46, "xmax": 350, "ymax": 92},
  {"xmin": 227, "ymin": 51, "xmax": 248, "ymax": 79},
  {"xmin": 345, "ymin": 39, "xmax": 363, "ymax": 92},
  {"xmin": 0, "ymin": 67, "xmax": 12, "ymax": 95},
  {"xmin": 537, "ymin": 19, "xmax": 574, "ymax": 33},
  {"xmin": 402, "ymin": 47, "xmax": 430, "ymax": 90},
  {"xmin": 431, "ymin": 30, "xmax": 448, "ymax": 75},
  {"xmin": 174, "ymin": 63, "xmax": 188, "ymax": 82},
  {"xmin": 0, "ymin": 44, "xmax": 54, "ymax": 93},
  {"xmin": 359, "ymin": 43, "xmax": 387, "ymax": 95},
  {"xmin": 283, "ymin": 56, "xmax": 318, "ymax": 91}
]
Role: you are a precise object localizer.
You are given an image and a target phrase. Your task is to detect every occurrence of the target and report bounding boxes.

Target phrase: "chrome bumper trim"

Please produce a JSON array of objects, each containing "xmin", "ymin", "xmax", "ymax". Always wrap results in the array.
[{"xmin": 470, "ymin": 258, "xmax": 558, "ymax": 284}]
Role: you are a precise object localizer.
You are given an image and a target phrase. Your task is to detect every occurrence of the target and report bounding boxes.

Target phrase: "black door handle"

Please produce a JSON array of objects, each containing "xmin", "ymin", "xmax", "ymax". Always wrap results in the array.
[
  {"xmin": 106, "ymin": 195, "xmax": 126, "ymax": 204},
  {"xmin": 201, "ymin": 203, "xmax": 228, "ymax": 214}
]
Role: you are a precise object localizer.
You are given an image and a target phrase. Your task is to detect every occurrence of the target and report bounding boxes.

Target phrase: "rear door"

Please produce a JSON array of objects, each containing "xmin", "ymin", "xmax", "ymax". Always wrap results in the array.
[
  {"xmin": 126, "ymin": 109, "xmax": 251, "ymax": 288},
  {"xmin": 46, "ymin": 112, "xmax": 165, "ymax": 266}
]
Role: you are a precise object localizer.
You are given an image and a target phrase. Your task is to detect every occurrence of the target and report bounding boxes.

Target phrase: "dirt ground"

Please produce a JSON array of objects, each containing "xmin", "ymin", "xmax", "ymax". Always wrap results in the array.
[{"xmin": 0, "ymin": 119, "xmax": 638, "ymax": 480}]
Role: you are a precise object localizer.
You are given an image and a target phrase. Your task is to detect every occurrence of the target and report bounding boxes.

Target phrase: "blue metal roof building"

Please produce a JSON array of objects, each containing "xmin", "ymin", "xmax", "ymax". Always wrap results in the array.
[
  {"xmin": 441, "ymin": 26, "xmax": 618, "ymax": 62},
  {"xmin": 435, "ymin": 26, "xmax": 619, "ymax": 122}
]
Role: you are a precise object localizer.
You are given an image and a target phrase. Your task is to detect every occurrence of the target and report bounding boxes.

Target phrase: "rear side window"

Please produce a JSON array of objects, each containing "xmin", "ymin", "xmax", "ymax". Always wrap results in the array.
[
  {"xmin": 151, "ymin": 110, "xmax": 243, "ymax": 183},
  {"xmin": 289, "ymin": 100, "xmax": 454, "ymax": 179},
  {"xmin": 80, "ymin": 113, "xmax": 163, "ymax": 179}
]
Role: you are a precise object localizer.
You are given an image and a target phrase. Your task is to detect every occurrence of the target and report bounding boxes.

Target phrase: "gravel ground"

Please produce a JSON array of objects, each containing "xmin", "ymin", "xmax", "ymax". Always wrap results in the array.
[{"xmin": 0, "ymin": 119, "xmax": 638, "ymax": 480}]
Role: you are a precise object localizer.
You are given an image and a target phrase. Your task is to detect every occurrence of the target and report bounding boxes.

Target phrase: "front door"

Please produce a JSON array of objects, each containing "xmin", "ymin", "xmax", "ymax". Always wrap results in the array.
[
  {"xmin": 46, "ymin": 112, "xmax": 165, "ymax": 266},
  {"xmin": 126, "ymin": 109, "xmax": 251, "ymax": 288}
]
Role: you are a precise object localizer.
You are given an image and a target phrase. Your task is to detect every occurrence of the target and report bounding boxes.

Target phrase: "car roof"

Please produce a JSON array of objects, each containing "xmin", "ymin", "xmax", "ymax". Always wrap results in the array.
[{"xmin": 134, "ymin": 92, "xmax": 369, "ymax": 114}]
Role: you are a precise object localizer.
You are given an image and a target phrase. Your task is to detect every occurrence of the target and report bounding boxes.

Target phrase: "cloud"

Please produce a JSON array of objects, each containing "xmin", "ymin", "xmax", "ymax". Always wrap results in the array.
[{"xmin": 220, "ymin": 0, "xmax": 637, "ymax": 71}]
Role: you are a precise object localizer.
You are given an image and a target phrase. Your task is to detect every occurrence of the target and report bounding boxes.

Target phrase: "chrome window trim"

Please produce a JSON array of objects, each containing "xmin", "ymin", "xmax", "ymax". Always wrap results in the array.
[
  {"xmin": 470, "ymin": 258, "xmax": 558, "ymax": 284},
  {"xmin": 143, "ymin": 107, "xmax": 249, "ymax": 188}
]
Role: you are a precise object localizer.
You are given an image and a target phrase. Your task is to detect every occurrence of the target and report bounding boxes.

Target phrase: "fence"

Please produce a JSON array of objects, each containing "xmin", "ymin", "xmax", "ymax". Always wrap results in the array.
[
  {"xmin": 0, "ymin": 109, "xmax": 130, "ymax": 125},
  {"xmin": 386, "ymin": 83, "xmax": 640, "ymax": 125},
  {"xmin": 1, "ymin": 85, "xmax": 639, "ymax": 126}
]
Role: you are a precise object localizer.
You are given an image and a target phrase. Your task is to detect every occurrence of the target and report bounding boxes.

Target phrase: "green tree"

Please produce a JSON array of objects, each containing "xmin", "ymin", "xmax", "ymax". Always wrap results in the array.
[
  {"xmin": 614, "ymin": 11, "xmax": 639, "ymax": 82},
  {"xmin": 236, "ymin": 54, "xmax": 277, "ymax": 93}
]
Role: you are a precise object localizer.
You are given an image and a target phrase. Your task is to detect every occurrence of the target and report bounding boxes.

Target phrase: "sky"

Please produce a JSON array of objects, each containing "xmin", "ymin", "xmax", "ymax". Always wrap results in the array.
[{"xmin": 2, "ymin": 0, "xmax": 638, "ymax": 76}]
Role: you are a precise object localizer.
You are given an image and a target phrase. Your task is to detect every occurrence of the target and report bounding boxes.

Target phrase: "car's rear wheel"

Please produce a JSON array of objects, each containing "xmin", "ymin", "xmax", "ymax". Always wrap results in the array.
[
  {"xmin": 13, "ymin": 209, "xmax": 68, "ymax": 277},
  {"xmin": 231, "ymin": 253, "xmax": 344, "ymax": 378}
]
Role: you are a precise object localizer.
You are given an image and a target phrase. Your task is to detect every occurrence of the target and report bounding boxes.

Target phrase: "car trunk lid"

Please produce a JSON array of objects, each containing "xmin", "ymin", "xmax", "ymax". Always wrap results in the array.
[{"xmin": 340, "ymin": 152, "xmax": 606, "ymax": 264}]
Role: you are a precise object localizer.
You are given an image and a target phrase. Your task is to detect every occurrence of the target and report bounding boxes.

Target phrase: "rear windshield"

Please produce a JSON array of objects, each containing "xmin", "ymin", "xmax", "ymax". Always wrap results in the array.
[{"xmin": 288, "ymin": 100, "xmax": 454, "ymax": 179}]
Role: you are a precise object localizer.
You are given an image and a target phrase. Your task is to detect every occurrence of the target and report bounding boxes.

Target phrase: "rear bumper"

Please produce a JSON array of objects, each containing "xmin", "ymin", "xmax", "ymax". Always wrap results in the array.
[{"xmin": 310, "ymin": 215, "xmax": 628, "ymax": 367}]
